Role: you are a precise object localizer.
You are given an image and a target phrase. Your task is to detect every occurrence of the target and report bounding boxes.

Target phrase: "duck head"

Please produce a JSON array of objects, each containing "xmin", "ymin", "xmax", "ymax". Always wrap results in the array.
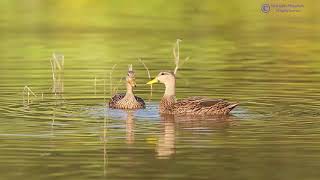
[
  {"xmin": 147, "ymin": 71, "xmax": 176, "ymax": 96},
  {"xmin": 126, "ymin": 65, "xmax": 136, "ymax": 88}
]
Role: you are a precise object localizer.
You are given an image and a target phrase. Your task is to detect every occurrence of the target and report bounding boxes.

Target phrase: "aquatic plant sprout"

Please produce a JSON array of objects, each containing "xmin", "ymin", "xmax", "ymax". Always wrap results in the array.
[
  {"xmin": 22, "ymin": 85, "xmax": 37, "ymax": 105},
  {"xmin": 173, "ymin": 39, "xmax": 190, "ymax": 75},
  {"xmin": 50, "ymin": 53, "xmax": 64, "ymax": 95}
]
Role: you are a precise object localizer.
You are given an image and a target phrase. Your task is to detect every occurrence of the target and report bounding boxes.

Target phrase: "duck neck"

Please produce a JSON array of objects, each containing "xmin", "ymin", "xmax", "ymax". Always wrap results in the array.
[
  {"xmin": 162, "ymin": 81, "xmax": 176, "ymax": 107},
  {"xmin": 160, "ymin": 80, "xmax": 176, "ymax": 112},
  {"xmin": 125, "ymin": 83, "xmax": 134, "ymax": 98},
  {"xmin": 164, "ymin": 80, "xmax": 176, "ymax": 98}
]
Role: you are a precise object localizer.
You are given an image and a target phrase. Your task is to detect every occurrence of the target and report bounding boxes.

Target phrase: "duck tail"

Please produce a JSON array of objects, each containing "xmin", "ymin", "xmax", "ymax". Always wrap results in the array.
[{"xmin": 225, "ymin": 103, "xmax": 238, "ymax": 112}]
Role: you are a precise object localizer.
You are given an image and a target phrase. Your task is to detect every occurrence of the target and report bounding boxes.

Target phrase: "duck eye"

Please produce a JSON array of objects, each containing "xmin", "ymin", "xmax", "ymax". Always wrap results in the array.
[{"xmin": 161, "ymin": 72, "xmax": 165, "ymax": 75}]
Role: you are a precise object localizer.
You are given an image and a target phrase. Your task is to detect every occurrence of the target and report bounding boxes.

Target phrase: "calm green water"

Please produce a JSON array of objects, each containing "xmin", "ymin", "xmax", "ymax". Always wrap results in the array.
[{"xmin": 1, "ymin": 0, "xmax": 320, "ymax": 179}]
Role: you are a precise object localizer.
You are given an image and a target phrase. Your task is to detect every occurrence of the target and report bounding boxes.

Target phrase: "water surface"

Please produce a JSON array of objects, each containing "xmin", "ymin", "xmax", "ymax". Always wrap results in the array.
[{"xmin": 1, "ymin": 1, "xmax": 320, "ymax": 179}]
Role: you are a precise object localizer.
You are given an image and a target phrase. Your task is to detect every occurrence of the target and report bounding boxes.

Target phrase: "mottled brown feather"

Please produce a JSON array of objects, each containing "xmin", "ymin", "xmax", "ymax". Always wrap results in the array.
[
  {"xmin": 160, "ymin": 96, "xmax": 237, "ymax": 115},
  {"xmin": 108, "ymin": 67, "xmax": 145, "ymax": 109},
  {"xmin": 109, "ymin": 93, "xmax": 145, "ymax": 109}
]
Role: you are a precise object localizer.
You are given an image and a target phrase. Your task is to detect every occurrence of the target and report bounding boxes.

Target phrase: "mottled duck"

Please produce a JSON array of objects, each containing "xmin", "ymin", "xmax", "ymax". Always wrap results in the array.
[
  {"xmin": 109, "ymin": 66, "xmax": 145, "ymax": 109},
  {"xmin": 147, "ymin": 71, "xmax": 238, "ymax": 115}
]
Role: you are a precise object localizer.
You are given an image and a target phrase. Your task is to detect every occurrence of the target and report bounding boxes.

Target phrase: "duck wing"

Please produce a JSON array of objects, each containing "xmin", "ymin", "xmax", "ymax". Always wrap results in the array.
[
  {"xmin": 108, "ymin": 93, "xmax": 125, "ymax": 108},
  {"xmin": 134, "ymin": 95, "xmax": 146, "ymax": 108},
  {"xmin": 174, "ymin": 96, "xmax": 238, "ymax": 115}
]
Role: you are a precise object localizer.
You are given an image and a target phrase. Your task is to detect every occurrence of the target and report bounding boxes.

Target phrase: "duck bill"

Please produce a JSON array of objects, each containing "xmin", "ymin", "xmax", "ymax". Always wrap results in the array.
[
  {"xmin": 131, "ymin": 81, "xmax": 137, "ymax": 87},
  {"xmin": 129, "ymin": 79, "xmax": 137, "ymax": 87},
  {"xmin": 146, "ymin": 78, "xmax": 158, "ymax": 85}
]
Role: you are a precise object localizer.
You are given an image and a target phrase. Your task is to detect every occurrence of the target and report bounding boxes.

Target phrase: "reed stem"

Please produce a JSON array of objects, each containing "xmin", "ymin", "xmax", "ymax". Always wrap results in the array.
[
  {"xmin": 50, "ymin": 53, "xmax": 64, "ymax": 95},
  {"xmin": 23, "ymin": 86, "xmax": 37, "ymax": 105}
]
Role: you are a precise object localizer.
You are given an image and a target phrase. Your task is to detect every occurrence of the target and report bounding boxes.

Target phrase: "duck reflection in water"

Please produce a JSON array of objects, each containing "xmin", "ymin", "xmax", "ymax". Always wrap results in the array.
[
  {"xmin": 156, "ymin": 114, "xmax": 176, "ymax": 159},
  {"xmin": 125, "ymin": 111, "xmax": 135, "ymax": 144},
  {"xmin": 156, "ymin": 114, "xmax": 238, "ymax": 159}
]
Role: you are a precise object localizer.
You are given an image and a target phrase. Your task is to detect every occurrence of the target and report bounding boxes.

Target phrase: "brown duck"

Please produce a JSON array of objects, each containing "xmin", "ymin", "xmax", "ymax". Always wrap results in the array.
[
  {"xmin": 147, "ymin": 71, "xmax": 238, "ymax": 115},
  {"xmin": 109, "ymin": 65, "xmax": 145, "ymax": 109}
]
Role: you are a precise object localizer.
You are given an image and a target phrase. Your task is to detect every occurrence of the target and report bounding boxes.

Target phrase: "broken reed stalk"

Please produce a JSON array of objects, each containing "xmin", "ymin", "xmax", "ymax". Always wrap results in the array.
[
  {"xmin": 138, "ymin": 58, "xmax": 151, "ymax": 80},
  {"xmin": 113, "ymin": 77, "xmax": 124, "ymax": 95},
  {"xmin": 23, "ymin": 86, "xmax": 37, "ymax": 105},
  {"xmin": 138, "ymin": 58, "xmax": 153, "ymax": 98},
  {"xmin": 173, "ymin": 39, "xmax": 182, "ymax": 75},
  {"xmin": 109, "ymin": 64, "xmax": 117, "ymax": 97},
  {"xmin": 173, "ymin": 39, "xmax": 190, "ymax": 75},
  {"xmin": 180, "ymin": 56, "xmax": 190, "ymax": 67},
  {"xmin": 50, "ymin": 53, "xmax": 64, "ymax": 95}
]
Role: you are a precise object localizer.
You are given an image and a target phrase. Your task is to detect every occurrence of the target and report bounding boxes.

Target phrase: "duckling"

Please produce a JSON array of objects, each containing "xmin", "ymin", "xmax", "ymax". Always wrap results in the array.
[
  {"xmin": 109, "ymin": 65, "xmax": 145, "ymax": 109},
  {"xmin": 147, "ymin": 71, "xmax": 238, "ymax": 115}
]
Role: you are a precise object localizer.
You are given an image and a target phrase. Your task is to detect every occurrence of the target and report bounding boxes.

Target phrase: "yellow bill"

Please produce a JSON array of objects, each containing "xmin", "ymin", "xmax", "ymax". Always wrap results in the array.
[{"xmin": 146, "ymin": 78, "xmax": 158, "ymax": 85}]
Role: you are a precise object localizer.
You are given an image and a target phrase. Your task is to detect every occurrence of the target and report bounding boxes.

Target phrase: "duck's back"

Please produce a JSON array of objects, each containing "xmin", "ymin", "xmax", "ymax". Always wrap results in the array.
[
  {"xmin": 108, "ymin": 93, "xmax": 126, "ymax": 108},
  {"xmin": 174, "ymin": 96, "xmax": 238, "ymax": 115},
  {"xmin": 134, "ymin": 96, "xmax": 145, "ymax": 107},
  {"xmin": 108, "ymin": 93, "xmax": 145, "ymax": 109}
]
